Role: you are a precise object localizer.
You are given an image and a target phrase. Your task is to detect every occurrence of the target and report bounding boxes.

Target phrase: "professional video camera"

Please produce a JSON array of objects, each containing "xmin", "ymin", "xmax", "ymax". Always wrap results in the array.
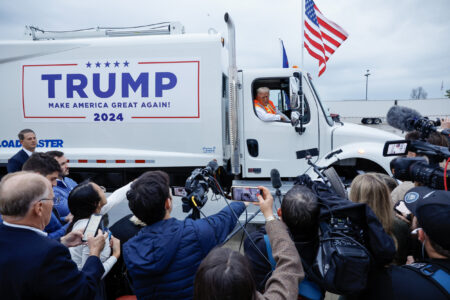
[
  {"xmin": 181, "ymin": 160, "xmax": 220, "ymax": 219},
  {"xmin": 387, "ymin": 105, "xmax": 449, "ymax": 139},
  {"xmin": 383, "ymin": 140, "xmax": 449, "ymax": 190},
  {"xmin": 384, "ymin": 105, "xmax": 450, "ymax": 190}
]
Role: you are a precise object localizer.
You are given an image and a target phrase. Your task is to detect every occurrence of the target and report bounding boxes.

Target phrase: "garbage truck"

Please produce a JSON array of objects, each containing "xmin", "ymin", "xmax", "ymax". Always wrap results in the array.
[{"xmin": 0, "ymin": 14, "xmax": 399, "ymax": 189}]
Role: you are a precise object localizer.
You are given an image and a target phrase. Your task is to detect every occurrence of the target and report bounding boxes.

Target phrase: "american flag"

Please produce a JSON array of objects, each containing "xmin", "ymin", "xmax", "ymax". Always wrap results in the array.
[{"xmin": 304, "ymin": 0, "xmax": 348, "ymax": 76}]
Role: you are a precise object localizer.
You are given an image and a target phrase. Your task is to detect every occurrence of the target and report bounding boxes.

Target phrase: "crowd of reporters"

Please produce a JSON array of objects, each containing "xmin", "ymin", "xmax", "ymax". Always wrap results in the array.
[{"xmin": 0, "ymin": 127, "xmax": 449, "ymax": 299}]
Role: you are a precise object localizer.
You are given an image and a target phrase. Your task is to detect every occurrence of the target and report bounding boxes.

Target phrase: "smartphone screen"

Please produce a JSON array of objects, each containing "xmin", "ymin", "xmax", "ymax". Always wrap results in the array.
[
  {"xmin": 395, "ymin": 200, "xmax": 411, "ymax": 216},
  {"xmin": 231, "ymin": 186, "xmax": 261, "ymax": 202},
  {"xmin": 171, "ymin": 186, "xmax": 187, "ymax": 197},
  {"xmin": 383, "ymin": 140, "xmax": 410, "ymax": 156},
  {"xmin": 82, "ymin": 214, "xmax": 103, "ymax": 242}
]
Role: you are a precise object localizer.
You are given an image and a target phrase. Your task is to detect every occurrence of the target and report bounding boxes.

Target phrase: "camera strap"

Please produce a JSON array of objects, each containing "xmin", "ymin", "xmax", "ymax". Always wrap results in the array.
[
  {"xmin": 402, "ymin": 262, "xmax": 450, "ymax": 298},
  {"xmin": 263, "ymin": 234, "xmax": 323, "ymax": 300}
]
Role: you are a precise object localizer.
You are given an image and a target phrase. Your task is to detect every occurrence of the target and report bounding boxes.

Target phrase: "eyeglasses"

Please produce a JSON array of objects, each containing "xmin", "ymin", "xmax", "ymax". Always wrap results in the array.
[{"xmin": 39, "ymin": 197, "xmax": 61, "ymax": 204}]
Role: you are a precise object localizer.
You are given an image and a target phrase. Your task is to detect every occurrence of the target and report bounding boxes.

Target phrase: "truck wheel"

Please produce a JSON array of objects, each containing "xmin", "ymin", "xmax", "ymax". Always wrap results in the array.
[
  {"xmin": 366, "ymin": 118, "xmax": 373, "ymax": 124},
  {"xmin": 323, "ymin": 167, "xmax": 347, "ymax": 198},
  {"xmin": 361, "ymin": 118, "xmax": 367, "ymax": 124},
  {"xmin": 374, "ymin": 118, "xmax": 381, "ymax": 124}
]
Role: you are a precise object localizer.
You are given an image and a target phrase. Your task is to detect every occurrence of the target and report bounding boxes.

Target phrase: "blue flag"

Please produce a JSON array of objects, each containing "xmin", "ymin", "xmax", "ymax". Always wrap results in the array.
[{"xmin": 281, "ymin": 39, "xmax": 289, "ymax": 68}]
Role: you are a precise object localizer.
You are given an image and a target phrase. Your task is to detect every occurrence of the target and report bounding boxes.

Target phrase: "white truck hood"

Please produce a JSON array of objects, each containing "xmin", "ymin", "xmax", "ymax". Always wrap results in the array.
[{"xmin": 332, "ymin": 122, "xmax": 401, "ymax": 149}]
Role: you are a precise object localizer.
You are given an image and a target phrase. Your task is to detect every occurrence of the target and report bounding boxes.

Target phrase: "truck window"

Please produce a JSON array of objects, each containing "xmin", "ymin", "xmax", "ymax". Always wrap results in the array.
[{"xmin": 252, "ymin": 78, "xmax": 310, "ymax": 124}]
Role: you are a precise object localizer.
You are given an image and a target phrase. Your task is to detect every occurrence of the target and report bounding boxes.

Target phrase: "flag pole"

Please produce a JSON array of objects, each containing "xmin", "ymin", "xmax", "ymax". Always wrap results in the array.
[{"xmin": 301, "ymin": 0, "xmax": 305, "ymax": 71}]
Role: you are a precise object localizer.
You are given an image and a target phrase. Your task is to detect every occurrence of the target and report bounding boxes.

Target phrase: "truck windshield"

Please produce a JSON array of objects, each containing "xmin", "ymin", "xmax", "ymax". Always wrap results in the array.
[{"xmin": 307, "ymin": 77, "xmax": 334, "ymax": 126}]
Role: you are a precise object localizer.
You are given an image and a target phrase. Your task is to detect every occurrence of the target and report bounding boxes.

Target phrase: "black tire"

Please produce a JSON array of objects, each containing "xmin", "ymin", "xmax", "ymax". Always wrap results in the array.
[
  {"xmin": 366, "ymin": 118, "xmax": 374, "ymax": 124},
  {"xmin": 374, "ymin": 118, "xmax": 382, "ymax": 124},
  {"xmin": 361, "ymin": 118, "xmax": 367, "ymax": 124},
  {"xmin": 323, "ymin": 167, "xmax": 347, "ymax": 198}
]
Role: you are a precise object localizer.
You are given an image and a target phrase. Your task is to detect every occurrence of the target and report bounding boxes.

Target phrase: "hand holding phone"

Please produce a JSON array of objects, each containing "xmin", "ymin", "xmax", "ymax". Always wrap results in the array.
[
  {"xmin": 231, "ymin": 186, "xmax": 261, "ymax": 202},
  {"xmin": 82, "ymin": 214, "xmax": 103, "ymax": 242}
]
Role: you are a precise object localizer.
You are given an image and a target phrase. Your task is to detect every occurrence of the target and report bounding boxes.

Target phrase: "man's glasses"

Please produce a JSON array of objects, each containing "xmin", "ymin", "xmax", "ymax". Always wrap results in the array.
[{"xmin": 39, "ymin": 197, "xmax": 61, "ymax": 204}]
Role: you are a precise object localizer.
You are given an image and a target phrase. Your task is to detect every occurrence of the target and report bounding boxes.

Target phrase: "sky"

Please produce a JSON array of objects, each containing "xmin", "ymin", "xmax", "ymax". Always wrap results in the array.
[{"xmin": 0, "ymin": 0, "xmax": 449, "ymax": 101}]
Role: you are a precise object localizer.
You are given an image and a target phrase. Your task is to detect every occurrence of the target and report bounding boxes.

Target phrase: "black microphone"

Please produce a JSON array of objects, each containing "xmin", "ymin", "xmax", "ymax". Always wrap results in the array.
[
  {"xmin": 270, "ymin": 169, "xmax": 282, "ymax": 189},
  {"xmin": 386, "ymin": 106, "xmax": 422, "ymax": 132}
]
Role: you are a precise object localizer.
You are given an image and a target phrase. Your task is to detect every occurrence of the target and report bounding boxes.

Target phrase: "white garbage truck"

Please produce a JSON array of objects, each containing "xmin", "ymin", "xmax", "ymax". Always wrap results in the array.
[{"xmin": 0, "ymin": 14, "xmax": 399, "ymax": 189}]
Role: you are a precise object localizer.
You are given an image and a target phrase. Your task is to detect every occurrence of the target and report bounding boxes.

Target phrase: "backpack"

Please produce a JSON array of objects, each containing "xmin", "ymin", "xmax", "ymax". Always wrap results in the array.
[
  {"xmin": 308, "ymin": 216, "xmax": 372, "ymax": 295},
  {"xmin": 263, "ymin": 234, "xmax": 324, "ymax": 300},
  {"xmin": 294, "ymin": 175, "xmax": 394, "ymax": 296}
]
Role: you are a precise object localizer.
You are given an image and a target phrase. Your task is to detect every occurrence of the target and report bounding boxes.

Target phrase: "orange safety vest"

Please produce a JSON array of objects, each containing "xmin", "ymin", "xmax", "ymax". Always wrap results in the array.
[{"xmin": 254, "ymin": 100, "xmax": 277, "ymax": 114}]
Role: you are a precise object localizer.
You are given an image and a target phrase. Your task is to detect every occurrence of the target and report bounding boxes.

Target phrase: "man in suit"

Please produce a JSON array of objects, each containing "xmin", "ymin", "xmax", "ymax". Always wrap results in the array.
[
  {"xmin": 22, "ymin": 152, "xmax": 69, "ymax": 240},
  {"xmin": 0, "ymin": 171, "xmax": 107, "ymax": 299},
  {"xmin": 7, "ymin": 129, "xmax": 37, "ymax": 173}
]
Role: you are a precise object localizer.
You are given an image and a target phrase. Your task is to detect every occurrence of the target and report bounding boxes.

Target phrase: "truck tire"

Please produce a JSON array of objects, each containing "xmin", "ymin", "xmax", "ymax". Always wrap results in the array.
[
  {"xmin": 361, "ymin": 118, "xmax": 367, "ymax": 124},
  {"xmin": 374, "ymin": 118, "xmax": 382, "ymax": 124},
  {"xmin": 366, "ymin": 118, "xmax": 374, "ymax": 124},
  {"xmin": 323, "ymin": 167, "xmax": 347, "ymax": 198}
]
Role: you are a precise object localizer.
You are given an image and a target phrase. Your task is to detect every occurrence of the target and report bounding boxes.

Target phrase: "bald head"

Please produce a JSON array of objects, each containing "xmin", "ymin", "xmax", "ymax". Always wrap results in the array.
[{"xmin": 0, "ymin": 172, "xmax": 50, "ymax": 218}]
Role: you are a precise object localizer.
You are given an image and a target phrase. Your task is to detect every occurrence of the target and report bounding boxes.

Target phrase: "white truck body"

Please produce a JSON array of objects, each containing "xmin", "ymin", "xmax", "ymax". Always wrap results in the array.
[{"xmin": 0, "ymin": 20, "xmax": 399, "ymax": 187}]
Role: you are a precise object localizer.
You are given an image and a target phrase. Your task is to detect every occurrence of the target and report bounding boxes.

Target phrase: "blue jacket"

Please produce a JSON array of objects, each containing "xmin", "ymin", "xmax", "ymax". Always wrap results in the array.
[
  {"xmin": 53, "ymin": 177, "xmax": 78, "ymax": 218},
  {"xmin": 123, "ymin": 202, "xmax": 246, "ymax": 300},
  {"xmin": 7, "ymin": 149, "xmax": 29, "ymax": 173},
  {"xmin": 45, "ymin": 211, "xmax": 69, "ymax": 240},
  {"xmin": 0, "ymin": 224, "xmax": 104, "ymax": 299}
]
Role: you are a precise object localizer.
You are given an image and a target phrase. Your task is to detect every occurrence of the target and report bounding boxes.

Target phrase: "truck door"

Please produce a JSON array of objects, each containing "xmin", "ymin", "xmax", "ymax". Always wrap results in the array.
[{"xmin": 241, "ymin": 72, "xmax": 320, "ymax": 178}]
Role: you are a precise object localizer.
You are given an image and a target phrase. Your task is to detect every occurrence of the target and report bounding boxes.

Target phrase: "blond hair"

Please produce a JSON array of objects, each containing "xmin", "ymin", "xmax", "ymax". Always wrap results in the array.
[{"xmin": 350, "ymin": 173, "xmax": 394, "ymax": 236}]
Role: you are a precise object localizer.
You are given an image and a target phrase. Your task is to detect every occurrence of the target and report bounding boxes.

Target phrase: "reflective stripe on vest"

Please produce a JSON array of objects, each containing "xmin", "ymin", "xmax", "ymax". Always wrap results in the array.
[{"xmin": 254, "ymin": 100, "xmax": 276, "ymax": 114}]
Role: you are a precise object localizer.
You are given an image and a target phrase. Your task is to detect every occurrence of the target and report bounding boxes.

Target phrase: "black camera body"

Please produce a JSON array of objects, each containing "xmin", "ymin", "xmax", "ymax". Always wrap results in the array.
[
  {"xmin": 181, "ymin": 161, "xmax": 220, "ymax": 217},
  {"xmin": 390, "ymin": 157, "xmax": 446, "ymax": 190},
  {"xmin": 384, "ymin": 140, "xmax": 449, "ymax": 190}
]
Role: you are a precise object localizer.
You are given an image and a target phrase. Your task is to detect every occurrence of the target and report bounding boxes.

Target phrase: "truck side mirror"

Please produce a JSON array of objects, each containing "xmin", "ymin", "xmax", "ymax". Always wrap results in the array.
[{"xmin": 289, "ymin": 76, "xmax": 301, "ymax": 110}]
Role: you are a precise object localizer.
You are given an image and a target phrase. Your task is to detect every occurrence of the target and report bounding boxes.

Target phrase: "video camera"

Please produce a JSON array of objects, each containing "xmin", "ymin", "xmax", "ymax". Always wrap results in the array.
[
  {"xmin": 182, "ymin": 160, "xmax": 220, "ymax": 219},
  {"xmin": 383, "ymin": 140, "xmax": 449, "ymax": 190},
  {"xmin": 384, "ymin": 105, "xmax": 450, "ymax": 190}
]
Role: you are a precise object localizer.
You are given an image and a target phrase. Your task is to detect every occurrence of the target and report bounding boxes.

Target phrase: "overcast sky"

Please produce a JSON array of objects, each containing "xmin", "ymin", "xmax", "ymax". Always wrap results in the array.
[{"xmin": 1, "ymin": 0, "xmax": 449, "ymax": 101}]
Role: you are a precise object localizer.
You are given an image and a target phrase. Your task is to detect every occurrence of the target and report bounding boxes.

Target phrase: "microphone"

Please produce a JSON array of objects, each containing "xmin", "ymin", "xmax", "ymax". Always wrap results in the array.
[
  {"xmin": 270, "ymin": 169, "xmax": 282, "ymax": 189},
  {"xmin": 386, "ymin": 106, "xmax": 422, "ymax": 132}
]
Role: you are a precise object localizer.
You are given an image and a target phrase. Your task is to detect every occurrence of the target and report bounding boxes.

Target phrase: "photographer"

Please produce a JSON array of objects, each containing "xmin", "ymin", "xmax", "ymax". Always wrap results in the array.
[
  {"xmin": 122, "ymin": 171, "xmax": 246, "ymax": 300},
  {"xmin": 388, "ymin": 187, "xmax": 450, "ymax": 299},
  {"xmin": 244, "ymin": 185, "xmax": 320, "ymax": 293},
  {"xmin": 194, "ymin": 186, "xmax": 303, "ymax": 300}
]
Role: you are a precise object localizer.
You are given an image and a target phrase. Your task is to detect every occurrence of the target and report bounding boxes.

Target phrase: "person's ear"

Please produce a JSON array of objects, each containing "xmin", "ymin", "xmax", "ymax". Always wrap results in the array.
[
  {"xmin": 32, "ymin": 201, "xmax": 43, "ymax": 217},
  {"xmin": 417, "ymin": 228, "xmax": 426, "ymax": 243},
  {"xmin": 277, "ymin": 207, "xmax": 282, "ymax": 217},
  {"xmin": 165, "ymin": 197, "xmax": 171, "ymax": 210}
]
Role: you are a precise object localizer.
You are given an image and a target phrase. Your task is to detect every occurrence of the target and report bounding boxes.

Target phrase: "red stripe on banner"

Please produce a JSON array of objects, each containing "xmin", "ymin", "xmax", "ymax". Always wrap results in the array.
[
  {"xmin": 304, "ymin": 42, "xmax": 326, "ymax": 65},
  {"xmin": 304, "ymin": 33, "xmax": 326, "ymax": 63},
  {"xmin": 304, "ymin": 21, "xmax": 322, "ymax": 41},
  {"xmin": 321, "ymin": 31, "xmax": 341, "ymax": 48},
  {"xmin": 135, "ymin": 160, "xmax": 145, "ymax": 163},
  {"xmin": 115, "ymin": 160, "xmax": 126, "ymax": 163},
  {"xmin": 96, "ymin": 160, "xmax": 106, "ymax": 163},
  {"xmin": 317, "ymin": 18, "xmax": 348, "ymax": 41},
  {"xmin": 78, "ymin": 160, "xmax": 88, "ymax": 163},
  {"xmin": 324, "ymin": 44, "xmax": 336, "ymax": 55}
]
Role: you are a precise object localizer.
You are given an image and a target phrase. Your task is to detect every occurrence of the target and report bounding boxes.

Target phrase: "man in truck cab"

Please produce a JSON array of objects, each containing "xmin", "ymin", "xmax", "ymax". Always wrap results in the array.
[{"xmin": 254, "ymin": 87, "xmax": 289, "ymax": 122}]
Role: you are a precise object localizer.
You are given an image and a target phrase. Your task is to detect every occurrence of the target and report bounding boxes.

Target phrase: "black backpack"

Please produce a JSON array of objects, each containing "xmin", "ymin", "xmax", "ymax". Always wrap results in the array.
[
  {"xmin": 308, "ymin": 215, "xmax": 372, "ymax": 295},
  {"xmin": 295, "ymin": 175, "xmax": 395, "ymax": 296}
]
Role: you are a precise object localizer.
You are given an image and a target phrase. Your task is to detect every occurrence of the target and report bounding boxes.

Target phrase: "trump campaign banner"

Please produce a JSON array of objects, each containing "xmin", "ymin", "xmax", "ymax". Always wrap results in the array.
[{"xmin": 22, "ymin": 58, "xmax": 200, "ymax": 122}]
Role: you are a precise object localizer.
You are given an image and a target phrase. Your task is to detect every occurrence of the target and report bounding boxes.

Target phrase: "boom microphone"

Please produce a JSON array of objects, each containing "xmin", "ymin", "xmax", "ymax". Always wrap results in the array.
[
  {"xmin": 386, "ymin": 106, "xmax": 422, "ymax": 132},
  {"xmin": 270, "ymin": 169, "xmax": 282, "ymax": 189}
]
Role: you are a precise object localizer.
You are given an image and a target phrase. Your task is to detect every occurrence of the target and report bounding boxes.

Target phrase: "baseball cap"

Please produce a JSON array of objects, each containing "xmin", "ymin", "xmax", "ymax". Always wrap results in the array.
[{"xmin": 404, "ymin": 186, "xmax": 450, "ymax": 251}]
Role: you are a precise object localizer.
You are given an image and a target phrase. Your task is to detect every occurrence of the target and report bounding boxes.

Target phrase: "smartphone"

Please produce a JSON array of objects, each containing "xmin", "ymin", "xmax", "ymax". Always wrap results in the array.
[
  {"xmin": 231, "ymin": 186, "xmax": 261, "ymax": 202},
  {"xmin": 383, "ymin": 140, "xmax": 410, "ymax": 156},
  {"xmin": 171, "ymin": 186, "xmax": 187, "ymax": 197},
  {"xmin": 394, "ymin": 200, "xmax": 411, "ymax": 217},
  {"xmin": 82, "ymin": 214, "xmax": 103, "ymax": 242}
]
